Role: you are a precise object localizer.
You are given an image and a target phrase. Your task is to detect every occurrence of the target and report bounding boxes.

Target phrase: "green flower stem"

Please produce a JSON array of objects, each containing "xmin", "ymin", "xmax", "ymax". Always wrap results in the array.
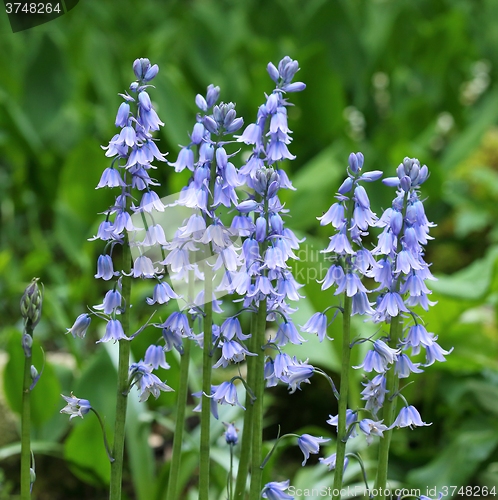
[
  {"xmin": 90, "ymin": 408, "xmax": 115, "ymax": 463},
  {"xmin": 109, "ymin": 241, "xmax": 132, "ymax": 500},
  {"xmin": 199, "ymin": 263, "xmax": 214, "ymax": 500},
  {"xmin": 166, "ymin": 338, "xmax": 191, "ymax": 500},
  {"xmin": 331, "ymin": 294, "xmax": 352, "ymax": 500},
  {"xmin": 228, "ymin": 443, "xmax": 234, "ymax": 500},
  {"xmin": 20, "ymin": 332, "xmax": 33, "ymax": 500},
  {"xmin": 233, "ymin": 314, "xmax": 256, "ymax": 499},
  {"xmin": 374, "ymin": 189, "xmax": 409, "ymax": 499},
  {"xmin": 199, "ymin": 149, "xmax": 218, "ymax": 500},
  {"xmin": 373, "ymin": 315, "xmax": 402, "ymax": 499},
  {"xmin": 248, "ymin": 297, "xmax": 268, "ymax": 500}
]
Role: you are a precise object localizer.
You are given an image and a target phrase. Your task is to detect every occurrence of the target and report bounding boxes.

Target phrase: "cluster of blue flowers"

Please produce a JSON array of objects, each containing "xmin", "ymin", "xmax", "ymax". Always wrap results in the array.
[
  {"xmin": 293, "ymin": 154, "xmax": 451, "ymax": 484},
  {"xmin": 59, "ymin": 56, "xmax": 446, "ymax": 500},
  {"xmin": 63, "ymin": 58, "xmax": 174, "ymax": 407}
]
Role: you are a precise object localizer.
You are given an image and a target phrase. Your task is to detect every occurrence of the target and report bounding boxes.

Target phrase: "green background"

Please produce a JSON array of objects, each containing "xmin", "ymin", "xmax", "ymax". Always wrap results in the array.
[{"xmin": 1, "ymin": 0, "xmax": 498, "ymax": 498}]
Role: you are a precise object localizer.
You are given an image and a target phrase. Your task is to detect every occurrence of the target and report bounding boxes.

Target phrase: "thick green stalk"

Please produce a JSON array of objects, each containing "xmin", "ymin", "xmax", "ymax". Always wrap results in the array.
[
  {"xmin": 109, "ymin": 242, "xmax": 132, "ymax": 500},
  {"xmin": 233, "ymin": 315, "xmax": 257, "ymax": 499},
  {"xmin": 331, "ymin": 294, "xmax": 352, "ymax": 500},
  {"xmin": 373, "ymin": 315, "xmax": 402, "ymax": 499},
  {"xmin": 374, "ymin": 189, "xmax": 409, "ymax": 498},
  {"xmin": 20, "ymin": 334, "xmax": 33, "ymax": 500},
  {"xmin": 199, "ymin": 147, "xmax": 219, "ymax": 500},
  {"xmin": 166, "ymin": 332, "xmax": 192, "ymax": 499},
  {"xmin": 199, "ymin": 263, "xmax": 214, "ymax": 500},
  {"xmin": 248, "ymin": 298, "xmax": 267, "ymax": 500}
]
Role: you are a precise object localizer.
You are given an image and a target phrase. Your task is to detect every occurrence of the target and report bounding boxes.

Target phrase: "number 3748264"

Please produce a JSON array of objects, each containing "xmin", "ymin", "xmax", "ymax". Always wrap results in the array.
[
  {"xmin": 441, "ymin": 485, "xmax": 496, "ymax": 497},
  {"xmin": 5, "ymin": 3, "xmax": 61, "ymax": 14}
]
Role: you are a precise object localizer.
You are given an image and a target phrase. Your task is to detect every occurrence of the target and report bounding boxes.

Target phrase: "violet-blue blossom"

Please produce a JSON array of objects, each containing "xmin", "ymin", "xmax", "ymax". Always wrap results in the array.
[
  {"xmin": 66, "ymin": 314, "xmax": 91, "ymax": 339},
  {"xmin": 146, "ymin": 281, "xmax": 180, "ymax": 305},
  {"xmin": 129, "ymin": 361, "xmax": 173, "ymax": 402},
  {"xmin": 297, "ymin": 434, "xmax": 330, "ymax": 466},
  {"xmin": 144, "ymin": 345, "xmax": 169, "ymax": 370},
  {"xmin": 391, "ymin": 405, "xmax": 431, "ymax": 429},
  {"xmin": 95, "ymin": 254, "xmax": 116, "ymax": 280},
  {"xmin": 327, "ymin": 409, "xmax": 358, "ymax": 438},
  {"xmin": 361, "ymin": 374, "xmax": 388, "ymax": 416},
  {"xmin": 319, "ymin": 453, "xmax": 349, "ymax": 472},
  {"xmin": 210, "ymin": 381, "xmax": 245, "ymax": 409},
  {"xmin": 60, "ymin": 393, "xmax": 92, "ymax": 420},
  {"xmin": 193, "ymin": 386, "xmax": 219, "ymax": 420},
  {"xmin": 261, "ymin": 480, "xmax": 294, "ymax": 500},
  {"xmin": 300, "ymin": 312, "xmax": 328, "ymax": 342},
  {"xmin": 358, "ymin": 418, "xmax": 389, "ymax": 445},
  {"xmin": 97, "ymin": 318, "xmax": 129, "ymax": 343}
]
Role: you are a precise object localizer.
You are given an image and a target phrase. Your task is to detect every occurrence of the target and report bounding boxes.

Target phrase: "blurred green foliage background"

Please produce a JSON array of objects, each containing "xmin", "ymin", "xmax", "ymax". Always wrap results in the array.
[{"xmin": 1, "ymin": 0, "xmax": 498, "ymax": 498}]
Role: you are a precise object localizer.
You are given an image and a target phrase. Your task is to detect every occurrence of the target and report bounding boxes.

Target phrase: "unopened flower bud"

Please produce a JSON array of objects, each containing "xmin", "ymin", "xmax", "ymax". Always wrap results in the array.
[
  {"xmin": 396, "ymin": 163, "xmax": 405, "ymax": 179},
  {"xmin": 224, "ymin": 422, "xmax": 238, "ymax": 445},
  {"xmin": 22, "ymin": 333, "xmax": 33, "ymax": 358},
  {"xmin": 267, "ymin": 62, "xmax": 280, "ymax": 83},
  {"xmin": 203, "ymin": 116, "xmax": 218, "ymax": 134},
  {"xmin": 31, "ymin": 365, "xmax": 38, "ymax": 381},
  {"xmin": 205, "ymin": 84, "xmax": 220, "ymax": 108},
  {"xmin": 143, "ymin": 63, "xmax": 159, "ymax": 82},
  {"xmin": 338, "ymin": 177, "xmax": 353, "ymax": 195},
  {"xmin": 400, "ymin": 175, "xmax": 412, "ymax": 192},
  {"xmin": 30, "ymin": 468, "xmax": 36, "ymax": 489},
  {"xmin": 20, "ymin": 278, "xmax": 43, "ymax": 328}
]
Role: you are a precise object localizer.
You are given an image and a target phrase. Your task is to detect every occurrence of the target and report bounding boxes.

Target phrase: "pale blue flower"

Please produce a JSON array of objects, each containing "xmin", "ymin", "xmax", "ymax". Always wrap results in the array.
[
  {"xmin": 66, "ymin": 314, "xmax": 91, "ymax": 339},
  {"xmin": 95, "ymin": 254, "xmax": 116, "ymax": 280},
  {"xmin": 146, "ymin": 281, "xmax": 180, "ymax": 305},
  {"xmin": 297, "ymin": 434, "xmax": 330, "ymax": 465},
  {"xmin": 327, "ymin": 409, "xmax": 358, "ymax": 438},
  {"xmin": 285, "ymin": 359, "xmax": 314, "ymax": 393},
  {"xmin": 60, "ymin": 393, "xmax": 91, "ymax": 420},
  {"xmin": 144, "ymin": 345, "xmax": 169, "ymax": 370},
  {"xmin": 274, "ymin": 321, "xmax": 306, "ymax": 346},
  {"xmin": 193, "ymin": 385, "xmax": 219, "ymax": 420},
  {"xmin": 301, "ymin": 312, "xmax": 328, "ymax": 342},
  {"xmin": 97, "ymin": 319, "xmax": 129, "ymax": 343},
  {"xmin": 319, "ymin": 453, "xmax": 349, "ymax": 472},
  {"xmin": 423, "ymin": 342, "xmax": 453, "ymax": 366},
  {"xmin": 361, "ymin": 374, "xmax": 387, "ymax": 415},
  {"xmin": 94, "ymin": 288, "xmax": 122, "ymax": 314},
  {"xmin": 391, "ymin": 405, "xmax": 430, "ymax": 429},
  {"xmin": 395, "ymin": 353, "xmax": 423, "ymax": 378},
  {"xmin": 210, "ymin": 381, "xmax": 245, "ymax": 409},
  {"xmin": 261, "ymin": 480, "xmax": 294, "ymax": 500},
  {"xmin": 213, "ymin": 340, "xmax": 255, "ymax": 368},
  {"xmin": 129, "ymin": 361, "xmax": 173, "ymax": 402},
  {"xmin": 359, "ymin": 418, "xmax": 388, "ymax": 445}
]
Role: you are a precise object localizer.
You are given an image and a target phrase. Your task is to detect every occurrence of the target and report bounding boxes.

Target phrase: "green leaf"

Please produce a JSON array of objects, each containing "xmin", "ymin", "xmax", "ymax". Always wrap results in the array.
[
  {"xmin": 64, "ymin": 412, "xmax": 111, "ymax": 487},
  {"xmin": 282, "ymin": 144, "xmax": 344, "ymax": 231},
  {"xmin": 430, "ymin": 245, "xmax": 498, "ymax": 300},
  {"xmin": 407, "ymin": 422, "xmax": 498, "ymax": 490},
  {"xmin": 63, "ymin": 347, "xmax": 117, "ymax": 486},
  {"xmin": 104, "ymin": 342, "xmax": 155, "ymax": 500},
  {"xmin": 23, "ymin": 33, "xmax": 68, "ymax": 141}
]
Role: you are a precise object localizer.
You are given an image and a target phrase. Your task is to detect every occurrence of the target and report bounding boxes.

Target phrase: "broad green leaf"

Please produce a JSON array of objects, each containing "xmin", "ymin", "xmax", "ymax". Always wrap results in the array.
[
  {"xmin": 104, "ymin": 342, "xmax": 155, "ymax": 500},
  {"xmin": 430, "ymin": 246, "xmax": 498, "ymax": 300},
  {"xmin": 407, "ymin": 422, "xmax": 498, "ymax": 491},
  {"xmin": 64, "ymin": 347, "xmax": 117, "ymax": 486}
]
